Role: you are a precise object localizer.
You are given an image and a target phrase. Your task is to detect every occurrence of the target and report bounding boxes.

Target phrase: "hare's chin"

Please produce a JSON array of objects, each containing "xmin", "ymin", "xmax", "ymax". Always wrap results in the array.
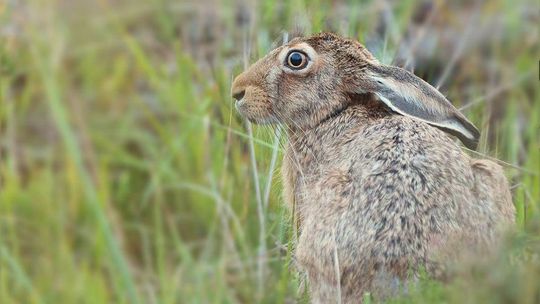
[
  {"xmin": 248, "ymin": 116, "xmax": 278, "ymax": 124},
  {"xmin": 234, "ymin": 99, "xmax": 247, "ymax": 115}
]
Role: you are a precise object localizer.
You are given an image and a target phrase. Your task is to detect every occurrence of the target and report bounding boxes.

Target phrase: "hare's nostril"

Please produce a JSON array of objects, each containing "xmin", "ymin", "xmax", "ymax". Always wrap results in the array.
[{"xmin": 232, "ymin": 89, "xmax": 245, "ymax": 101}]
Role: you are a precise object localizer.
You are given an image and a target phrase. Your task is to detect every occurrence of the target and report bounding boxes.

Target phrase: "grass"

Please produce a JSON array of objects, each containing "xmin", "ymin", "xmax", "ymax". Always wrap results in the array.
[{"xmin": 0, "ymin": 0, "xmax": 538, "ymax": 303}]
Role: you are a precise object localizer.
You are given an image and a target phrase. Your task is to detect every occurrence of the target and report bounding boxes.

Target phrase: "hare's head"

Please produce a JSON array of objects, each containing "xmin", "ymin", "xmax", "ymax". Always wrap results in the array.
[{"xmin": 231, "ymin": 32, "xmax": 479, "ymax": 149}]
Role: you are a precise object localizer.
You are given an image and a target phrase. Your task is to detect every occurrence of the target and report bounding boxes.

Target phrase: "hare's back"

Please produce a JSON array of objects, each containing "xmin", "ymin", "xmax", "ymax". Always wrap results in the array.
[
  {"xmin": 340, "ymin": 114, "xmax": 475, "ymax": 202},
  {"xmin": 319, "ymin": 116, "xmax": 484, "ymax": 254},
  {"xmin": 339, "ymin": 114, "xmax": 513, "ymax": 231}
]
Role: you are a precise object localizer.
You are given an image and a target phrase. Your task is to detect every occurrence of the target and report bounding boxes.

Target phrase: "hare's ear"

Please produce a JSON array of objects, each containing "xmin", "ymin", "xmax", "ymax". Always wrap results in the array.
[{"xmin": 355, "ymin": 64, "xmax": 480, "ymax": 150}]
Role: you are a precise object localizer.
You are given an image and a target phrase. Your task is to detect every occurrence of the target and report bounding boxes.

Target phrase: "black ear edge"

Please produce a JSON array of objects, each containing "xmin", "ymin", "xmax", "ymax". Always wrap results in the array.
[
  {"xmin": 448, "ymin": 112, "xmax": 480, "ymax": 150},
  {"xmin": 436, "ymin": 124, "xmax": 479, "ymax": 150},
  {"xmin": 375, "ymin": 93, "xmax": 481, "ymax": 150}
]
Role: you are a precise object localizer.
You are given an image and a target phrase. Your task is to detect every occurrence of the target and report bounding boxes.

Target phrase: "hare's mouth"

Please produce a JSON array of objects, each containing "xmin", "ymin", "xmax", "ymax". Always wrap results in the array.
[
  {"xmin": 234, "ymin": 97, "xmax": 248, "ymax": 115},
  {"xmin": 234, "ymin": 98, "xmax": 246, "ymax": 109},
  {"xmin": 235, "ymin": 98, "xmax": 277, "ymax": 124}
]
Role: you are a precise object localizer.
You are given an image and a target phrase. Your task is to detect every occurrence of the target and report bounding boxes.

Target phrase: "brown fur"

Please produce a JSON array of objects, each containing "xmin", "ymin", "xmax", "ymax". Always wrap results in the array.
[{"xmin": 231, "ymin": 32, "xmax": 515, "ymax": 303}]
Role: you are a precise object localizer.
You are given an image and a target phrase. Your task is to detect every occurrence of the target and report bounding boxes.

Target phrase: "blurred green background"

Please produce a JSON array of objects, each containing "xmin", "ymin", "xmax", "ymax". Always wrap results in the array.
[{"xmin": 0, "ymin": 0, "xmax": 538, "ymax": 303}]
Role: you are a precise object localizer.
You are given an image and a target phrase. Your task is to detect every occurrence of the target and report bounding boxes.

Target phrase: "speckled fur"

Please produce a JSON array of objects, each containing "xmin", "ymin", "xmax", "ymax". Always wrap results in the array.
[{"xmin": 231, "ymin": 33, "xmax": 515, "ymax": 303}]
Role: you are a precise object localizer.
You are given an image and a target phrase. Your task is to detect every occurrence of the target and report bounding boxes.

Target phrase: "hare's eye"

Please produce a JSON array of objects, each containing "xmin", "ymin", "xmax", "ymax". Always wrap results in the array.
[{"xmin": 286, "ymin": 51, "xmax": 308, "ymax": 69}]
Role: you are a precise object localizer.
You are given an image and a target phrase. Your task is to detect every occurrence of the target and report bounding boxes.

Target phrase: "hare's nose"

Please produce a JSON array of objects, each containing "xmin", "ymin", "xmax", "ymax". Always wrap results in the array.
[
  {"xmin": 231, "ymin": 70, "xmax": 251, "ymax": 100},
  {"xmin": 232, "ymin": 89, "xmax": 245, "ymax": 101}
]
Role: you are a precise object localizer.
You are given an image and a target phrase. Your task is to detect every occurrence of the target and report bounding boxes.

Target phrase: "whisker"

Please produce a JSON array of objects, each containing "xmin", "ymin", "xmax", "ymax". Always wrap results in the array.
[
  {"xmin": 462, "ymin": 147, "xmax": 538, "ymax": 176},
  {"xmin": 459, "ymin": 69, "xmax": 534, "ymax": 111},
  {"xmin": 263, "ymin": 126, "xmax": 282, "ymax": 210},
  {"xmin": 510, "ymin": 183, "xmax": 523, "ymax": 190}
]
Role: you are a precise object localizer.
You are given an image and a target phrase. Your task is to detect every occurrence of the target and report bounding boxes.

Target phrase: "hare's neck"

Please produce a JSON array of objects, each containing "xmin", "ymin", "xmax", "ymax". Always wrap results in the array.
[
  {"xmin": 284, "ymin": 92, "xmax": 384, "ymax": 134},
  {"xmin": 282, "ymin": 114, "xmax": 338, "ymax": 182},
  {"xmin": 283, "ymin": 99, "xmax": 390, "ymax": 169},
  {"xmin": 285, "ymin": 130, "xmax": 319, "ymax": 170}
]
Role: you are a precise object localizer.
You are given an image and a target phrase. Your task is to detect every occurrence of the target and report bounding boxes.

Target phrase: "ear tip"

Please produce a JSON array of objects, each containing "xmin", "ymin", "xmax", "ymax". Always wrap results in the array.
[
  {"xmin": 452, "ymin": 113, "xmax": 480, "ymax": 150},
  {"xmin": 439, "ymin": 119, "xmax": 480, "ymax": 150},
  {"xmin": 463, "ymin": 136, "xmax": 479, "ymax": 150},
  {"xmin": 462, "ymin": 123, "xmax": 481, "ymax": 150}
]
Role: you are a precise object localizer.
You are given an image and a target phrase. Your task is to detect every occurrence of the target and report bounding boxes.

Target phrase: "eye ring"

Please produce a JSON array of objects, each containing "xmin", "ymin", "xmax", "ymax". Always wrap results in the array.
[{"xmin": 285, "ymin": 50, "xmax": 309, "ymax": 70}]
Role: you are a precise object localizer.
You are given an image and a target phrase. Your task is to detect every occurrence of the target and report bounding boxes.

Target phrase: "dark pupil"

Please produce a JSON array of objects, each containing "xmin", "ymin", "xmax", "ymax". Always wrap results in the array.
[{"xmin": 289, "ymin": 52, "xmax": 303, "ymax": 67}]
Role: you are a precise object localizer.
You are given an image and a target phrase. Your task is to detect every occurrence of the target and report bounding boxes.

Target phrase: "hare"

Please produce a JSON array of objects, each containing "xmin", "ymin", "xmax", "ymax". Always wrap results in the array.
[{"xmin": 231, "ymin": 33, "xmax": 515, "ymax": 303}]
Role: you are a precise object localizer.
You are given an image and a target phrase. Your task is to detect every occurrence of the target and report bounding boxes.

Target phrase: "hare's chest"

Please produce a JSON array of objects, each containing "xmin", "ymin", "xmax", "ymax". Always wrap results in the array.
[
  {"xmin": 280, "ymin": 156, "xmax": 296, "ymax": 211},
  {"xmin": 292, "ymin": 165, "xmax": 359, "ymax": 264},
  {"xmin": 281, "ymin": 145, "xmax": 322, "ymax": 212}
]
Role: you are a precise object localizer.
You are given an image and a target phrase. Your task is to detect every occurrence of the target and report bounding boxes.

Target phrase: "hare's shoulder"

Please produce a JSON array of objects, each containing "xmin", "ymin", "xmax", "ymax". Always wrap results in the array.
[
  {"xmin": 336, "ymin": 114, "xmax": 469, "ymax": 169},
  {"xmin": 352, "ymin": 114, "xmax": 514, "ymax": 224},
  {"xmin": 322, "ymin": 114, "xmax": 478, "ymax": 210}
]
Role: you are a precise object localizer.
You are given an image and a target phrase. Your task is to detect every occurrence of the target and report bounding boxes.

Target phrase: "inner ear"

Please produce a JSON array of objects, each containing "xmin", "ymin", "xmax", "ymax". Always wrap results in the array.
[{"xmin": 357, "ymin": 64, "xmax": 480, "ymax": 150}]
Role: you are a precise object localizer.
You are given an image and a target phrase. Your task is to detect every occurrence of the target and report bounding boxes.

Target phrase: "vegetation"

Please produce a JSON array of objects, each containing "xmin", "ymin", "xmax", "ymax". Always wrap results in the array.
[{"xmin": 0, "ymin": 0, "xmax": 538, "ymax": 303}]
